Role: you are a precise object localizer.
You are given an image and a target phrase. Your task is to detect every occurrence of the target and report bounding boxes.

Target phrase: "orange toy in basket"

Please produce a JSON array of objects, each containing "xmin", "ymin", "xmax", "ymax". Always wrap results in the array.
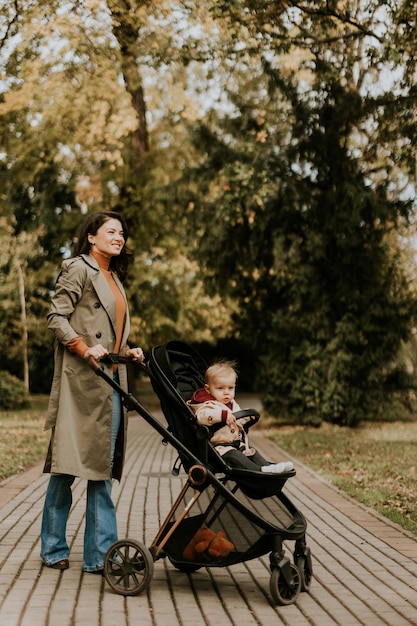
[{"xmin": 183, "ymin": 526, "xmax": 235, "ymax": 561}]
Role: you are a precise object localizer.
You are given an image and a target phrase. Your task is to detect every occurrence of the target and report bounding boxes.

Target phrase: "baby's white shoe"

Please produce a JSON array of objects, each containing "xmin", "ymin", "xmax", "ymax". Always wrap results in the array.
[{"xmin": 261, "ymin": 462, "xmax": 293, "ymax": 474}]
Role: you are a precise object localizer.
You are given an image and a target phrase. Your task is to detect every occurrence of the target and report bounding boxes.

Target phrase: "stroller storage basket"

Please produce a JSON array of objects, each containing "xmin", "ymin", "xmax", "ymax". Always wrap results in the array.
[{"xmin": 161, "ymin": 479, "xmax": 306, "ymax": 568}]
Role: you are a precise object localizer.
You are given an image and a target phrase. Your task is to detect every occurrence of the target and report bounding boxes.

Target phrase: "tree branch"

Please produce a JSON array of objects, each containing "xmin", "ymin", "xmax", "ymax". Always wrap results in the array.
[{"xmin": 0, "ymin": 0, "xmax": 19, "ymax": 52}]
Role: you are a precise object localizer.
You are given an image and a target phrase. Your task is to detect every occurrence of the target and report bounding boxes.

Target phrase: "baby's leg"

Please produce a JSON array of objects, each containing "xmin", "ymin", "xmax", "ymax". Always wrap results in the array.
[
  {"xmin": 223, "ymin": 449, "xmax": 293, "ymax": 473},
  {"xmin": 222, "ymin": 449, "xmax": 264, "ymax": 470},
  {"xmin": 244, "ymin": 448, "xmax": 271, "ymax": 466}
]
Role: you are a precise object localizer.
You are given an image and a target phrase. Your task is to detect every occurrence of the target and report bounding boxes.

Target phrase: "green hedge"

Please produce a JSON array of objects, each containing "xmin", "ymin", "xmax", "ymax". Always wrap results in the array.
[{"xmin": 0, "ymin": 371, "xmax": 30, "ymax": 410}]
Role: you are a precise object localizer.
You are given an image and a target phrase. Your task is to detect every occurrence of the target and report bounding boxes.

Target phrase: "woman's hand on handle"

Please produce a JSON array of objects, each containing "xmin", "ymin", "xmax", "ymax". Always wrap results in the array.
[
  {"xmin": 83, "ymin": 344, "xmax": 109, "ymax": 361},
  {"xmin": 125, "ymin": 346, "xmax": 145, "ymax": 363}
]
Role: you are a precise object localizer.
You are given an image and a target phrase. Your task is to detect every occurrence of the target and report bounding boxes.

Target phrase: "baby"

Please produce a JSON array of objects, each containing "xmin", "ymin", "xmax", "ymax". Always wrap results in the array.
[{"xmin": 188, "ymin": 360, "xmax": 293, "ymax": 474}]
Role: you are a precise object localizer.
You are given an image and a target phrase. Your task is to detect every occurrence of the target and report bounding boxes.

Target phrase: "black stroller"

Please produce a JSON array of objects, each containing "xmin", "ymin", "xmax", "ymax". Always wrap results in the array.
[{"xmin": 90, "ymin": 340, "xmax": 312, "ymax": 606}]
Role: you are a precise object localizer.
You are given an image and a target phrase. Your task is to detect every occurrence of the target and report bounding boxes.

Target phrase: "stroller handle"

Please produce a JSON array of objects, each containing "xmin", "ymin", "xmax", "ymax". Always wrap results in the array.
[
  {"xmin": 87, "ymin": 355, "xmax": 102, "ymax": 373},
  {"xmin": 87, "ymin": 353, "xmax": 147, "ymax": 372}
]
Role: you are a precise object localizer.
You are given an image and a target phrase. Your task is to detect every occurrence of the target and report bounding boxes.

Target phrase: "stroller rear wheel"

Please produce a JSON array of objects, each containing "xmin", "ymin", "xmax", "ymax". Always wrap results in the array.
[
  {"xmin": 103, "ymin": 539, "xmax": 154, "ymax": 596},
  {"xmin": 270, "ymin": 563, "xmax": 301, "ymax": 605}
]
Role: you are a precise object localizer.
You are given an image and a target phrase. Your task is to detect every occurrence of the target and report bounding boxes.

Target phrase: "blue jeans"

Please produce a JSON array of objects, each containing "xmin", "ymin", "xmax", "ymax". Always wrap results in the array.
[{"xmin": 40, "ymin": 380, "xmax": 122, "ymax": 572}]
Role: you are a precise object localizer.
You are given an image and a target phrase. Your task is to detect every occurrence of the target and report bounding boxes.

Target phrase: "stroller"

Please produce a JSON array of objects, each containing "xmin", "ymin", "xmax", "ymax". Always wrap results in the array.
[{"xmin": 90, "ymin": 340, "xmax": 313, "ymax": 606}]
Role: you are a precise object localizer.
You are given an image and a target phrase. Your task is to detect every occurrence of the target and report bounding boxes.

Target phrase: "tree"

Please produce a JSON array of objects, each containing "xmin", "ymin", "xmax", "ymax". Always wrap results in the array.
[
  {"xmin": 0, "ymin": 217, "xmax": 50, "ymax": 390},
  {"xmin": 0, "ymin": 0, "xmax": 237, "ymax": 388},
  {"xmin": 184, "ymin": 0, "xmax": 417, "ymax": 424}
]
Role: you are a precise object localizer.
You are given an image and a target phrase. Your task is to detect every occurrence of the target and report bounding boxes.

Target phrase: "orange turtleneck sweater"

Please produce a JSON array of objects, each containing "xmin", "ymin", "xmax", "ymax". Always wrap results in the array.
[{"xmin": 67, "ymin": 250, "xmax": 126, "ymax": 359}]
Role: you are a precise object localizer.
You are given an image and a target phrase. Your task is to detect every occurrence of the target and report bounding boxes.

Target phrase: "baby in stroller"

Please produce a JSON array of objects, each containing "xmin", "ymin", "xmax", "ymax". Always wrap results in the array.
[{"xmin": 188, "ymin": 360, "xmax": 294, "ymax": 474}]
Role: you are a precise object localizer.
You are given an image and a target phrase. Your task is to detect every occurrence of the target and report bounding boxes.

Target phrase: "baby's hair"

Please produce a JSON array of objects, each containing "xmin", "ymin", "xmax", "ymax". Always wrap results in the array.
[{"xmin": 205, "ymin": 359, "xmax": 238, "ymax": 384}]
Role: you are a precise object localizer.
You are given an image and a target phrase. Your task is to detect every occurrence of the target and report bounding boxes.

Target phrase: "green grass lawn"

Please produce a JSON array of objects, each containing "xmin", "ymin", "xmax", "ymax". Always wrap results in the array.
[
  {"xmin": 0, "ymin": 395, "xmax": 50, "ymax": 480},
  {"xmin": 265, "ymin": 420, "xmax": 417, "ymax": 536}
]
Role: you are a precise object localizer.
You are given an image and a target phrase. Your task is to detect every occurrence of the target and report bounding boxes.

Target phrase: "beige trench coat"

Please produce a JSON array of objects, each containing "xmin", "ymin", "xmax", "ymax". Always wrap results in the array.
[{"xmin": 43, "ymin": 254, "xmax": 131, "ymax": 481}]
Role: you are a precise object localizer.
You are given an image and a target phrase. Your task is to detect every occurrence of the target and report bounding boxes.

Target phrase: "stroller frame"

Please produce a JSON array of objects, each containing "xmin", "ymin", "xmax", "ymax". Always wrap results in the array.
[{"xmin": 90, "ymin": 342, "xmax": 313, "ymax": 606}]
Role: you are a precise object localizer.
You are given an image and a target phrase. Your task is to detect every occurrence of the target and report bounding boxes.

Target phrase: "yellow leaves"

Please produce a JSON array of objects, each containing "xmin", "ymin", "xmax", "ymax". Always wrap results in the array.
[
  {"xmin": 0, "ymin": 217, "xmax": 44, "ymax": 268},
  {"xmin": 262, "ymin": 23, "xmax": 276, "ymax": 35},
  {"xmin": 0, "ymin": 72, "xmax": 40, "ymax": 115},
  {"xmin": 82, "ymin": 0, "xmax": 109, "ymax": 13},
  {"xmin": 256, "ymin": 129, "xmax": 268, "ymax": 143},
  {"xmin": 276, "ymin": 45, "xmax": 314, "ymax": 82},
  {"xmin": 128, "ymin": 249, "xmax": 238, "ymax": 346},
  {"xmin": 75, "ymin": 175, "xmax": 104, "ymax": 209},
  {"xmin": 0, "ymin": 0, "xmax": 137, "ymax": 168}
]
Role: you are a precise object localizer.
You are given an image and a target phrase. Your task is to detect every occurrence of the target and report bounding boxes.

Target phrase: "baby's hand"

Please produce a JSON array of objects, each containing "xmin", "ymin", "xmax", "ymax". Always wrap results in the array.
[{"xmin": 225, "ymin": 412, "xmax": 237, "ymax": 427}]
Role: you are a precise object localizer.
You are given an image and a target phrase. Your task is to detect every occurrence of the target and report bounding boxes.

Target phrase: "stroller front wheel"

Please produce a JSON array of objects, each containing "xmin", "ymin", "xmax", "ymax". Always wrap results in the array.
[
  {"xmin": 296, "ymin": 554, "xmax": 313, "ymax": 592},
  {"xmin": 103, "ymin": 538, "xmax": 154, "ymax": 596},
  {"xmin": 270, "ymin": 563, "xmax": 301, "ymax": 605}
]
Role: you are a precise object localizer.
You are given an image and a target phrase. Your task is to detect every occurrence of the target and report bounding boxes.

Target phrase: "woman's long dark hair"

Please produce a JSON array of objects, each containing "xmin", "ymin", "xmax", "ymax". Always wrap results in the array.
[{"xmin": 73, "ymin": 211, "xmax": 134, "ymax": 281}]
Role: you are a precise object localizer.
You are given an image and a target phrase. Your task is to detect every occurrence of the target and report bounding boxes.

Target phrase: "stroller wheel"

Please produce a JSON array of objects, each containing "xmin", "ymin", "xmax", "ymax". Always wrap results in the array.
[
  {"xmin": 103, "ymin": 539, "xmax": 154, "ymax": 596},
  {"xmin": 270, "ymin": 563, "xmax": 301, "ymax": 606},
  {"xmin": 296, "ymin": 554, "xmax": 313, "ymax": 592}
]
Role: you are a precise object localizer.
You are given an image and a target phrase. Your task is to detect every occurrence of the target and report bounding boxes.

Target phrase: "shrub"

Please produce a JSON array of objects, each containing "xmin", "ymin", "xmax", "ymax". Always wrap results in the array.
[{"xmin": 0, "ymin": 371, "xmax": 30, "ymax": 410}]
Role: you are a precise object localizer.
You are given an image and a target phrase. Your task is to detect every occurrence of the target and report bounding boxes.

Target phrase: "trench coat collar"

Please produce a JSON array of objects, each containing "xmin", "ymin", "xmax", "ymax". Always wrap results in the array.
[{"xmin": 81, "ymin": 253, "xmax": 130, "ymax": 347}]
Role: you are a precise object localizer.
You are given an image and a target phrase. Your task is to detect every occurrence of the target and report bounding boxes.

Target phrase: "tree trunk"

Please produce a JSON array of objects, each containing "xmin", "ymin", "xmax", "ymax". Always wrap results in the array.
[
  {"xmin": 16, "ymin": 261, "xmax": 29, "ymax": 392},
  {"xmin": 108, "ymin": 1, "xmax": 150, "ymax": 165}
]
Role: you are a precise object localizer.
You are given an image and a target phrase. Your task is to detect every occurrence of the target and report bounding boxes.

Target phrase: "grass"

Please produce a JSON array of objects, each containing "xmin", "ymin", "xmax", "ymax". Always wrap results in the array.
[
  {"xmin": 1, "ymin": 392, "xmax": 417, "ymax": 538},
  {"xmin": 264, "ymin": 420, "xmax": 417, "ymax": 536},
  {"xmin": 0, "ymin": 395, "xmax": 50, "ymax": 481}
]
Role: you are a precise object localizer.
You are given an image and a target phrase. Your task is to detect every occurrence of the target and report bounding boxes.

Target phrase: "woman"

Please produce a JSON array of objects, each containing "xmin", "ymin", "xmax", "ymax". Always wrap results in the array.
[{"xmin": 40, "ymin": 211, "xmax": 144, "ymax": 574}]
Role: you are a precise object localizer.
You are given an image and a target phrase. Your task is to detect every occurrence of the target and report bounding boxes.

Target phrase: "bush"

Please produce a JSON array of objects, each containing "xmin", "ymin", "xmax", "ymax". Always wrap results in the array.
[{"xmin": 0, "ymin": 371, "xmax": 30, "ymax": 410}]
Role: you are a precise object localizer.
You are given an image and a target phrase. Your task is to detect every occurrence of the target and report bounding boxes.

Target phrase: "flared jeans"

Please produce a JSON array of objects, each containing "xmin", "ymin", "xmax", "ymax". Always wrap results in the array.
[{"xmin": 40, "ymin": 380, "xmax": 122, "ymax": 572}]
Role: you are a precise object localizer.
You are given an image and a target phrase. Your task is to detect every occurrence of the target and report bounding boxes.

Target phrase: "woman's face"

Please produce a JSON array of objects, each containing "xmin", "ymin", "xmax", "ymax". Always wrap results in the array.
[{"xmin": 88, "ymin": 218, "xmax": 125, "ymax": 258}]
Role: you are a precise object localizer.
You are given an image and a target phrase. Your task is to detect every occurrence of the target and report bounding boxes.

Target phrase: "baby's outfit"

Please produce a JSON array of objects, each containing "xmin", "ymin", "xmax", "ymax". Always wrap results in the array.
[{"xmin": 188, "ymin": 389, "xmax": 293, "ymax": 474}]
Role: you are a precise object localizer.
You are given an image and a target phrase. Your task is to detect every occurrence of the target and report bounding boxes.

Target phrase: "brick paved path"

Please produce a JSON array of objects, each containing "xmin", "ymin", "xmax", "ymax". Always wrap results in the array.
[{"xmin": 1, "ymin": 410, "xmax": 417, "ymax": 626}]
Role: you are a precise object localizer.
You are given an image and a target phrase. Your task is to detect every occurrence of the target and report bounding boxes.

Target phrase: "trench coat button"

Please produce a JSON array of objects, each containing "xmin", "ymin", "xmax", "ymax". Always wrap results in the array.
[
  {"xmin": 96, "ymin": 332, "xmax": 102, "ymax": 338},
  {"xmin": 94, "ymin": 302, "xmax": 101, "ymax": 308}
]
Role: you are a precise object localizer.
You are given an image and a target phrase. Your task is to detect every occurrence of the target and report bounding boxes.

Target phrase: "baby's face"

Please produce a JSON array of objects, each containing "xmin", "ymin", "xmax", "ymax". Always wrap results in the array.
[{"xmin": 206, "ymin": 373, "xmax": 236, "ymax": 404}]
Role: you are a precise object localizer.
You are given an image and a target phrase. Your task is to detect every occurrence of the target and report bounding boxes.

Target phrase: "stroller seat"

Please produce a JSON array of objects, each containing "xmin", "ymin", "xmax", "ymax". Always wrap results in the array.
[{"xmin": 147, "ymin": 340, "xmax": 295, "ymax": 499}]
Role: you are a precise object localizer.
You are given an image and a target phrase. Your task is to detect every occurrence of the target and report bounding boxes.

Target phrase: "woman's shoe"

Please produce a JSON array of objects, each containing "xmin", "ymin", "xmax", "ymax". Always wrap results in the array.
[{"xmin": 46, "ymin": 559, "xmax": 69, "ymax": 570}]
